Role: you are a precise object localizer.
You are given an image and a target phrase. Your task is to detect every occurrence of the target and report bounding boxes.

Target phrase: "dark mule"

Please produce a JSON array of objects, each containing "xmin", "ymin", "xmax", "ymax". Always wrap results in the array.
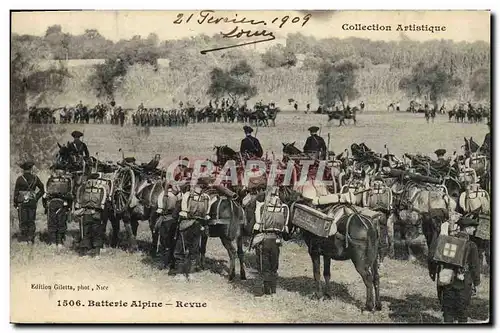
[
  {"xmin": 173, "ymin": 192, "xmax": 250, "ymax": 281},
  {"xmin": 214, "ymin": 145, "xmax": 242, "ymax": 167},
  {"xmin": 282, "ymin": 142, "xmax": 302, "ymax": 155},
  {"xmin": 327, "ymin": 110, "xmax": 357, "ymax": 126},
  {"xmin": 289, "ymin": 203, "xmax": 383, "ymax": 311},
  {"xmin": 200, "ymin": 195, "xmax": 249, "ymax": 281}
]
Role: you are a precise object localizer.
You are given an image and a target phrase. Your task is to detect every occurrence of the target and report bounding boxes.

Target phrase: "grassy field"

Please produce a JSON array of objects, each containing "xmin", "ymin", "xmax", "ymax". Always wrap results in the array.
[{"xmin": 10, "ymin": 112, "xmax": 490, "ymax": 323}]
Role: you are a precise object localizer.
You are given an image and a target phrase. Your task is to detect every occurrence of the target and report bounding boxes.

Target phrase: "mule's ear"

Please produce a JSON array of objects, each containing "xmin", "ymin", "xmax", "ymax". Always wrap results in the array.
[
  {"xmin": 282, "ymin": 143, "xmax": 285, "ymax": 147},
  {"xmin": 57, "ymin": 142, "xmax": 61, "ymax": 148},
  {"xmin": 292, "ymin": 141, "xmax": 295, "ymax": 146}
]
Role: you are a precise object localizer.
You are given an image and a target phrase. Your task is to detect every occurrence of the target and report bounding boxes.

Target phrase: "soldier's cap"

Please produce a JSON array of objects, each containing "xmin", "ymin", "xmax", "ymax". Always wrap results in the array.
[
  {"xmin": 71, "ymin": 130, "xmax": 84, "ymax": 138},
  {"xmin": 457, "ymin": 217, "xmax": 479, "ymax": 228},
  {"xmin": 124, "ymin": 157, "xmax": 136, "ymax": 164},
  {"xmin": 19, "ymin": 161, "xmax": 35, "ymax": 170},
  {"xmin": 308, "ymin": 126, "xmax": 320, "ymax": 133},
  {"xmin": 434, "ymin": 149, "xmax": 446, "ymax": 157},
  {"xmin": 243, "ymin": 126, "xmax": 253, "ymax": 133}
]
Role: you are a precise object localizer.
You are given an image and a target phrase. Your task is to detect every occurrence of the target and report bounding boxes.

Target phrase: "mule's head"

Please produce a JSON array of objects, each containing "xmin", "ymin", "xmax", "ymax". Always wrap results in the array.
[{"xmin": 282, "ymin": 142, "xmax": 300, "ymax": 155}]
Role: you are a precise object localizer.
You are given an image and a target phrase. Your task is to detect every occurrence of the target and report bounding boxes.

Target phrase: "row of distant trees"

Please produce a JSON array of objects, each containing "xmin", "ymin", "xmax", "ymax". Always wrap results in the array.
[
  {"xmin": 12, "ymin": 25, "xmax": 491, "ymax": 111},
  {"xmin": 208, "ymin": 57, "xmax": 490, "ymax": 111},
  {"xmin": 13, "ymin": 25, "xmax": 489, "ymax": 72}
]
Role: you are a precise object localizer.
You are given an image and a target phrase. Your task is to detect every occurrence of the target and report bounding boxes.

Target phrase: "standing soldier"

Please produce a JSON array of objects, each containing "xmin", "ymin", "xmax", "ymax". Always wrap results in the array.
[
  {"xmin": 251, "ymin": 186, "xmax": 288, "ymax": 295},
  {"xmin": 70, "ymin": 131, "xmax": 90, "ymax": 158},
  {"xmin": 360, "ymin": 101, "xmax": 365, "ymax": 112},
  {"xmin": 306, "ymin": 102, "xmax": 310, "ymax": 114},
  {"xmin": 13, "ymin": 161, "xmax": 45, "ymax": 244},
  {"xmin": 294, "ymin": 102, "xmax": 298, "ymax": 112},
  {"xmin": 240, "ymin": 126, "xmax": 263, "ymax": 158},
  {"xmin": 303, "ymin": 126, "xmax": 327, "ymax": 160},
  {"xmin": 429, "ymin": 216, "xmax": 481, "ymax": 323},
  {"xmin": 178, "ymin": 176, "xmax": 213, "ymax": 274},
  {"xmin": 43, "ymin": 167, "xmax": 73, "ymax": 249},
  {"xmin": 75, "ymin": 173, "xmax": 109, "ymax": 258}
]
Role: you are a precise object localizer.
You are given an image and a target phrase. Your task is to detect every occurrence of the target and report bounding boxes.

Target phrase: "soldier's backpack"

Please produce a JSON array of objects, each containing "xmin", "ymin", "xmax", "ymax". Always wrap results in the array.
[
  {"xmin": 186, "ymin": 188, "xmax": 210, "ymax": 219},
  {"xmin": 46, "ymin": 175, "xmax": 72, "ymax": 197},
  {"xmin": 256, "ymin": 191, "xmax": 289, "ymax": 233},
  {"xmin": 76, "ymin": 179, "xmax": 108, "ymax": 210},
  {"xmin": 157, "ymin": 188, "xmax": 180, "ymax": 214}
]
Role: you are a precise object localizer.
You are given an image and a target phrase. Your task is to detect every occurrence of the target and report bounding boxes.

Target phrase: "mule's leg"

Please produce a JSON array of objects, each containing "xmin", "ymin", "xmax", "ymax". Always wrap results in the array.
[
  {"xmin": 199, "ymin": 226, "xmax": 209, "ymax": 270},
  {"xmin": 351, "ymin": 251, "xmax": 375, "ymax": 311},
  {"xmin": 131, "ymin": 217, "xmax": 139, "ymax": 237},
  {"xmin": 387, "ymin": 213, "xmax": 396, "ymax": 258},
  {"xmin": 237, "ymin": 235, "xmax": 247, "ymax": 280},
  {"xmin": 150, "ymin": 216, "xmax": 160, "ymax": 258},
  {"xmin": 221, "ymin": 237, "xmax": 237, "ymax": 281},
  {"xmin": 323, "ymin": 257, "xmax": 333, "ymax": 299},
  {"xmin": 372, "ymin": 258, "xmax": 382, "ymax": 311},
  {"xmin": 310, "ymin": 254, "xmax": 322, "ymax": 299},
  {"xmin": 109, "ymin": 215, "xmax": 120, "ymax": 248},
  {"xmin": 123, "ymin": 215, "xmax": 138, "ymax": 252}
]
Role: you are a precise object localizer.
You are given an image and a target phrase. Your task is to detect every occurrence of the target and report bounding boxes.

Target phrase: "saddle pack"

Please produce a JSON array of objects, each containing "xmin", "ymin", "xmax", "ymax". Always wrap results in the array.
[
  {"xmin": 459, "ymin": 183, "xmax": 490, "ymax": 214},
  {"xmin": 458, "ymin": 167, "xmax": 478, "ymax": 185},
  {"xmin": 465, "ymin": 153, "xmax": 487, "ymax": 175},
  {"xmin": 340, "ymin": 180, "xmax": 365, "ymax": 206},
  {"xmin": 208, "ymin": 197, "xmax": 245, "ymax": 225},
  {"xmin": 475, "ymin": 213, "xmax": 490, "ymax": 241},
  {"xmin": 364, "ymin": 179, "xmax": 393, "ymax": 212},
  {"xmin": 76, "ymin": 178, "xmax": 109, "ymax": 210}
]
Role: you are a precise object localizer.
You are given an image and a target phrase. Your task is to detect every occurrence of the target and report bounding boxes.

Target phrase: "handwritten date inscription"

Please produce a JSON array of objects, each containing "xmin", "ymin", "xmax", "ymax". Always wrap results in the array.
[{"xmin": 172, "ymin": 10, "xmax": 312, "ymax": 54}]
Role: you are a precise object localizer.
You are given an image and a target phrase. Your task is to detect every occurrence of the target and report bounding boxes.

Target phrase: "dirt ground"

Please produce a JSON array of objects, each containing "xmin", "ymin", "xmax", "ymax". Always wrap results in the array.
[{"xmin": 10, "ymin": 112, "xmax": 490, "ymax": 323}]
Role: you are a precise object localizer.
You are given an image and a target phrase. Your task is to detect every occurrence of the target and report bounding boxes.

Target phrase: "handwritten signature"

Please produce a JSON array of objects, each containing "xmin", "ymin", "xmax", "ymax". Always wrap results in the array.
[{"xmin": 172, "ymin": 10, "xmax": 312, "ymax": 54}]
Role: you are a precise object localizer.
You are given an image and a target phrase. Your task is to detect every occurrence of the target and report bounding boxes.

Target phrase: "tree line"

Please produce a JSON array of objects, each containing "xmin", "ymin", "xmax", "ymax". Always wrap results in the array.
[{"xmin": 12, "ymin": 25, "xmax": 490, "ymax": 109}]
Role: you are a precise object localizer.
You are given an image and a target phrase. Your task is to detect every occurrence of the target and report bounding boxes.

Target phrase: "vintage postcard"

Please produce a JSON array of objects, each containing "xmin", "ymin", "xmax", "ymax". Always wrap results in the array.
[{"xmin": 10, "ymin": 10, "xmax": 491, "ymax": 324}]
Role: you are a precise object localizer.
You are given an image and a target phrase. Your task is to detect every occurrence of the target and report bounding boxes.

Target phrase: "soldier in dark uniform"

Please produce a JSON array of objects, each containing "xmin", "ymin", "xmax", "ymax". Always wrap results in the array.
[
  {"xmin": 13, "ymin": 161, "xmax": 45, "ymax": 244},
  {"xmin": 429, "ymin": 217, "xmax": 481, "ymax": 323},
  {"xmin": 360, "ymin": 101, "xmax": 365, "ymax": 112},
  {"xmin": 306, "ymin": 102, "xmax": 310, "ymax": 113},
  {"xmin": 294, "ymin": 102, "xmax": 298, "ymax": 111},
  {"xmin": 303, "ymin": 126, "xmax": 327, "ymax": 160},
  {"xmin": 240, "ymin": 126, "xmax": 263, "ymax": 158},
  {"xmin": 70, "ymin": 131, "xmax": 90, "ymax": 158}
]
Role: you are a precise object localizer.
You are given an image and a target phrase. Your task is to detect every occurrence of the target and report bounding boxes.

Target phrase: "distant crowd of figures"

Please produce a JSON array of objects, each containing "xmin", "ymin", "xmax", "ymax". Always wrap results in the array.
[{"xmin": 27, "ymin": 99, "xmax": 282, "ymax": 127}]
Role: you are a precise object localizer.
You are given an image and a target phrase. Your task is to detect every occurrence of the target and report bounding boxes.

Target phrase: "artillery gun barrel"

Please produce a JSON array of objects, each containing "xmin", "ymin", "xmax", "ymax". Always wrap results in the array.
[
  {"xmin": 213, "ymin": 184, "xmax": 238, "ymax": 199},
  {"xmin": 385, "ymin": 168, "xmax": 442, "ymax": 184}
]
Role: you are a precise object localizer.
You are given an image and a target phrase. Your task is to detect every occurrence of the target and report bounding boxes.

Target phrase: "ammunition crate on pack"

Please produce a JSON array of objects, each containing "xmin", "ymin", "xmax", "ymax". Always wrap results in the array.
[
  {"xmin": 475, "ymin": 214, "xmax": 490, "ymax": 241},
  {"xmin": 432, "ymin": 234, "xmax": 468, "ymax": 268},
  {"xmin": 291, "ymin": 203, "xmax": 335, "ymax": 238}
]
